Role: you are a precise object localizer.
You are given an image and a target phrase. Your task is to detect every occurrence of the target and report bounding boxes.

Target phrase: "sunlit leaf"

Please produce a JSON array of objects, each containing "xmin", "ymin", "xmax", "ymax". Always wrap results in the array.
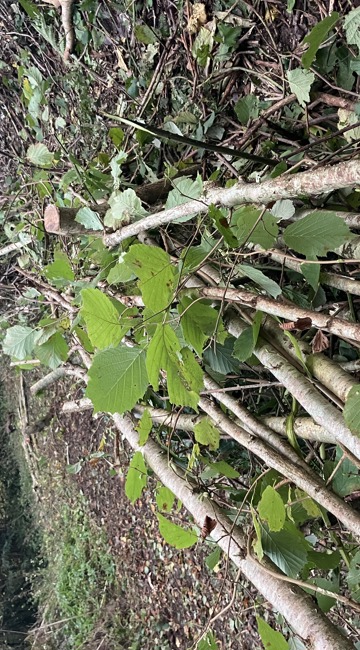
[
  {"xmin": 136, "ymin": 409, "xmax": 152, "ymax": 446},
  {"xmin": 125, "ymin": 244, "xmax": 176, "ymax": 312},
  {"xmin": 26, "ymin": 142, "xmax": 53, "ymax": 167},
  {"xmin": 125, "ymin": 451, "xmax": 147, "ymax": 503},
  {"xmin": 258, "ymin": 486, "xmax": 286, "ymax": 532},
  {"xmin": 75, "ymin": 207, "xmax": 103, "ymax": 230},
  {"xmin": 194, "ymin": 417, "xmax": 220, "ymax": 450},
  {"xmin": 287, "ymin": 68, "xmax": 315, "ymax": 107},
  {"xmin": 156, "ymin": 512, "xmax": 198, "ymax": 549},
  {"xmin": 257, "ymin": 617, "xmax": 289, "ymax": 650},
  {"xmin": 283, "ymin": 211, "xmax": 351, "ymax": 258},
  {"xmin": 3, "ymin": 325, "xmax": 40, "ymax": 360}
]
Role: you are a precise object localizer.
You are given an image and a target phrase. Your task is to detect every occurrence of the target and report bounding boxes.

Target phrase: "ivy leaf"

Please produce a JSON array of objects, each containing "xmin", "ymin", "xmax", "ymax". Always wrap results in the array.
[
  {"xmin": 232, "ymin": 206, "xmax": 278, "ymax": 248},
  {"xmin": 260, "ymin": 520, "xmax": 310, "ymax": 577},
  {"xmin": 156, "ymin": 485, "xmax": 175, "ymax": 513},
  {"xmin": 81, "ymin": 288, "xmax": 128, "ymax": 349},
  {"xmin": 258, "ymin": 486, "xmax": 286, "ymax": 532},
  {"xmin": 44, "ymin": 250, "xmax": 74, "ymax": 287},
  {"xmin": 257, "ymin": 617, "xmax": 289, "ymax": 650},
  {"xmin": 86, "ymin": 345, "xmax": 148, "ymax": 414},
  {"xmin": 26, "ymin": 142, "xmax": 53, "ymax": 167},
  {"xmin": 343, "ymin": 384, "xmax": 360, "ymax": 435},
  {"xmin": 156, "ymin": 512, "xmax": 198, "ymax": 549},
  {"xmin": 3, "ymin": 325, "xmax": 40, "ymax": 360},
  {"xmin": 194, "ymin": 417, "xmax": 220, "ymax": 450},
  {"xmin": 302, "ymin": 13, "xmax": 339, "ymax": 69},
  {"xmin": 75, "ymin": 207, "xmax": 103, "ymax": 230},
  {"xmin": 178, "ymin": 297, "xmax": 222, "ymax": 356},
  {"xmin": 125, "ymin": 244, "xmax": 176, "ymax": 312},
  {"xmin": 146, "ymin": 324, "xmax": 203, "ymax": 410},
  {"xmin": 283, "ymin": 211, "xmax": 351, "ymax": 258},
  {"xmin": 125, "ymin": 451, "xmax": 147, "ymax": 503},
  {"xmin": 236, "ymin": 264, "xmax": 281, "ymax": 298},
  {"xmin": 344, "ymin": 7, "xmax": 360, "ymax": 51},
  {"xmin": 287, "ymin": 68, "xmax": 315, "ymax": 108},
  {"xmin": 35, "ymin": 332, "xmax": 69, "ymax": 369},
  {"xmin": 136, "ymin": 409, "xmax": 152, "ymax": 446},
  {"xmin": 104, "ymin": 188, "xmax": 147, "ymax": 229}
]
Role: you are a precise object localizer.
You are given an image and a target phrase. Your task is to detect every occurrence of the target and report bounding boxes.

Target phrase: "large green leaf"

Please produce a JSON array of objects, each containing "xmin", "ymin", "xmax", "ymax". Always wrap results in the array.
[
  {"xmin": 125, "ymin": 244, "xmax": 177, "ymax": 312},
  {"xmin": 258, "ymin": 486, "xmax": 286, "ymax": 532},
  {"xmin": 283, "ymin": 211, "xmax": 351, "ymax": 258},
  {"xmin": 178, "ymin": 297, "xmax": 222, "ymax": 356},
  {"xmin": 36, "ymin": 332, "xmax": 69, "ymax": 369},
  {"xmin": 257, "ymin": 617, "xmax": 289, "ymax": 650},
  {"xmin": 287, "ymin": 68, "xmax": 315, "ymax": 107},
  {"xmin": 232, "ymin": 206, "xmax": 278, "ymax": 248},
  {"xmin": 343, "ymin": 384, "xmax": 360, "ymax": 435},
  {"xmin": 165, "ymin": 175, "xmax": 203, "ymax": 219},
  {"xmin": 86, "ymin": 345, "xmax": 148, "ymax": 413},
  {"xmin": 233, "ymin": 311, "xmax": 262, "ymax": 363},
  {"xmin": 260, "ymin": 520, "xmax": 310, "ymax": 577},
  {"xmin": 302, "ymin": 13, "xmax": 339, "ymax": 69},
  {"xmin": 81, "ymin": 288, "xmax": 130, "ymax": 349},
  {"xmin": 203, "ymin": 337, "xmax": 240, "ymax": 375},
  {"xmin": 3, "ymin": 325, "xmax": 40, "ymax": 360},
  {"xmin": 156, "ymin": 512, "xmax": 198, "ymax": 549},
  {"xmin": 146, "ymin": 324, "xmax": 203, "ymax": 410},
  {"xmin": 125, "ymin": 451, "xmax": 147, "ymax": 503}
]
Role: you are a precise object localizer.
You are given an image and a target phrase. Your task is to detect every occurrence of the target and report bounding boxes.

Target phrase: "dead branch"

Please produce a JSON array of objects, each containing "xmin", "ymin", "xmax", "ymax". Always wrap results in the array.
[{"xmin": 42, "ymin": 0, "xmax": 75, "ymax": 61}]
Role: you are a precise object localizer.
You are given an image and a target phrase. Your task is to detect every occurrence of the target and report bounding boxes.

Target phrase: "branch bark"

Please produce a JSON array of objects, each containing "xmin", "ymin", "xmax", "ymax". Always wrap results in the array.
[{"xmin": 104, "ymin": 159, "xmax": 360, "ymax": 247}]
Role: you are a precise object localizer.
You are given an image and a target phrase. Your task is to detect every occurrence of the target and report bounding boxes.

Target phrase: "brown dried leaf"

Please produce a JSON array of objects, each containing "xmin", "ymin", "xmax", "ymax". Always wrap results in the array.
[
  {"xmin": 312, "ymin": 329, "xmax": 329, "ymax": 353},
  {"xmin": 280, "ymin": 317, "xmax": 312, "ymax": 332},
  {"xmin": 187, "ymin": 3, "xmax": 207, "ymax": 34}
]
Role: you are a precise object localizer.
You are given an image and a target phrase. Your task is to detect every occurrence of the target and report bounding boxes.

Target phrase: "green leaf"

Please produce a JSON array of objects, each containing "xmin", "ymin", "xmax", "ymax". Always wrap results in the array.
[
  {"xmin": 205, "ymin": 546, "xmax": 222, "ymax": 571},
  {"xmin": 344, "ymin": 7, "xmax": 360, "ymax": 51},
  {"xmin": 203, "ymin": 337, "xmax": 239, "ymax": 375},
  {"xmin": 260, "ymin": 520, "xmax": 310, "ymax": 577},
  {"xmin": 209, "ymin": 205, "xmax": 238, "ymax": 247},
  {"xmin": 287, "ymin": 69, "xmax": 315, "ymax": 108},
  {"xmin": 283, "ymin": 211, "xmax": 351, "ymax": 259},
  {"xmin": 233, "ymin": 311, "xmax": 262, "ymax": 363},
  {"xmin": 75, "ymin": 207, "xmax": 103, "ymax": 230},
  {"xmin": 165, "ymin": 175, "xmax": 203, "ymax": 220},
  {"xmin": 134, "ymin": 23, "xmax": 158, "ymax": 45},
  {"xmin": 108, "ymin": 126, "xmax": 124, "ymax": 148},
  {"xmin": 146, "ymin": 324, "xmax": 203, "ymax": 410},
  {"xmin": 236, "ymin": 264, "xmax": 281, "ymax": 298},
  {"xmin": 271, "ymin": 199, "xmax": 295, "ymax": 220},
  {"xmin": 104, "ymin": 188, "xmax": 147, "ymax": 229},
  {"xmin": 125, "ymin": 451, "xmax": 147, "ymax": 503},
  {"xmin": 208, "ymin": 460, "xmax": 239, "ymax": 479},
  {"xmin": 312, "ymin": 576, "xmax": 338, "ymax": 613},
  {"xmin": 136, "ymin": 409, "xmax": 152, "ymax": 446},
  {"xmin": 257, "ymin": 617, "xmax": 289, "ymax": 650},
  {"xmin": 234, "ymin": 95, "xmax": 259, "ymax": 125},
  {"xmin": 36, "ymin": 332, "xmax": 69, "ymax": 369},
  {"xmin": 232, "ymin": 206, "xmax": 278, "ymax": 248},
  {"xmin": 302, "ymin": 13, "xmax": 339, "ymax": 69},
  {"xmin": 178, "ymin": 297, "xmax": 221, "ymax": 356},
  {"xmin": 81, "ymin": 288, "xmax": 129, "ymax": 349},
  {"xmin": 18, "ymin": 0, "xmax": 40, "ymax": 19},
  {"xmin": 156, "ymin": 512, "xmax": 198, "ymax": 549},
  {"xmin": 307, "ymin": 549, "xmax": 341, "ymax": 571},
  {"xmin": 107, "ymin": 257, "xmax": 136, "ymax": 284},
  {"xmin": 26, "ymin": 142, "xmax": 53, "ymax": 167},
  {"xmin": 343, "ymin": 384, "xmax": 360, "ymax": 435},
  {"xmin": 300, "ymin": 263, "xmax": 320, "ymax": 291},
  {"xmin": 125, "ymin": 244, "xmax": 176, "ymax": 312},
  {"xmin": 194, "ymin": 417, "xmax": 220, "ymax": 451},
  {"xmin": 258, "ymin": 486, "xmax": 286, "ymax": 532},
  {"xmin": 86, "ymin": 345, "xmax": 148, "ymax": 414},
  {"xmin": 182, "ymin": 234, "xmax": 216, "ymax": 271},
  {"xmin": 44, "ymin": 250, "xmax": 74, "ymax": 287},
  {"xmin": 329, "ymin": 447, "xmax": 360, "ymax": 497},
  {"xmin": 347, "ymin": 550, "xmax": 360, "ymax": 602},
  {"xmin": 156, "ymin": 485, "xmax": 175, "ymax": 513},
  {"xmin": 3, "ymin": 325, "xmax": 40, "ymax": 360}
]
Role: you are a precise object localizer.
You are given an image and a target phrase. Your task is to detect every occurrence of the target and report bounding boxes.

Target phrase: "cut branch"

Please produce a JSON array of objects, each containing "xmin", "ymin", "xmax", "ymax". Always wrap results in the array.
[{"xmin": 104, "ymin": 159, "xmax": 360, "ymax": 247}]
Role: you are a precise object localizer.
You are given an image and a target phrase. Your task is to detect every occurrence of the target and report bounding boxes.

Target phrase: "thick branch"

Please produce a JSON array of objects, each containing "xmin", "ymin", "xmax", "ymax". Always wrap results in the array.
[
  {"xmin": 30, "ymin": 366, "xmax": 86, "ymax": 395},
  {"xmin": 104, "ymin": 159, "xmax": 360, "ymax": 247},
  {"xmin": 113, "ymin": 413, "xmax": 354, "ymax": 650},
  {"xmin": 199, "ymin": 286, "xmax": 360, "ymax": 342},
  {"xmin": 227, "ymin": 311, "xmax": 360, "ymax": 460}
]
